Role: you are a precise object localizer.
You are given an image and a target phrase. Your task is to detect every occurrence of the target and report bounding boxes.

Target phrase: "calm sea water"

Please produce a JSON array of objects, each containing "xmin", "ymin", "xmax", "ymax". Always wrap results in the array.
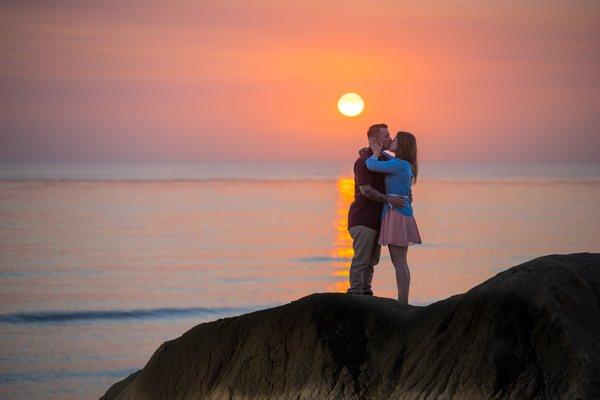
[{"xmin": 1, "ymin": 161, "xmax": 599, "ymax": 399}]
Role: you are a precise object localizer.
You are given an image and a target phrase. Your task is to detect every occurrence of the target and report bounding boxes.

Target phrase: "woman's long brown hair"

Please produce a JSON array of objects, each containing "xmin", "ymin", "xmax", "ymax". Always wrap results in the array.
[{"xmin": 395, "ymin": 131, "xmax": 418, "ymax": 184}]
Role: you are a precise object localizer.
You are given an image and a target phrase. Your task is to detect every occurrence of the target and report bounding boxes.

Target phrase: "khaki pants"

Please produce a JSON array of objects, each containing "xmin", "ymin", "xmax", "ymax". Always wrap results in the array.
[{"xmin": 347, "ymin": 225, "xmax": 381, "ymax": 294}]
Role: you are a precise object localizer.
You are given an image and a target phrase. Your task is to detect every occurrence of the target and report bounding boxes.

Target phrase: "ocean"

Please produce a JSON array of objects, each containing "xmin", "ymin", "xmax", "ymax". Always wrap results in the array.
[{"xmin": 0, "ymin": 161, "xmax": 599, "ymax": 399}]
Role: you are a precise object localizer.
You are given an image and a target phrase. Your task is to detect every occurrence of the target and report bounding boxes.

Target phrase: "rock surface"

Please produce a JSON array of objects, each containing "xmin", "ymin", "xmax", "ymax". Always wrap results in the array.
[{"xmin": 101, "ymin": 253, "xmax": 600, "ymax": 399}]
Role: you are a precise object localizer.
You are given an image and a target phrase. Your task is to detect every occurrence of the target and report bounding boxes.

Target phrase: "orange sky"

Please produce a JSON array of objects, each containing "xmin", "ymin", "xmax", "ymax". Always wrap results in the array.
[{"xmin": 1, "ymin": 0, "xmax": 599, "ymax": 162}]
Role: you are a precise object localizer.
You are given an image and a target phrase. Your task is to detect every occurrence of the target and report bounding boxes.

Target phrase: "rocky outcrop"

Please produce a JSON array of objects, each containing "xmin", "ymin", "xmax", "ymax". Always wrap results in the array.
[{"xmin": 101, "ymin": 253, "xmax": 600, "ymax": 399}]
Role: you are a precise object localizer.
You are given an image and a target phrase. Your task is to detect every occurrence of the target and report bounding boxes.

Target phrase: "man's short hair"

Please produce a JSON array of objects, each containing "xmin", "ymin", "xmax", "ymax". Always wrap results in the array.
[{"xmin": 367, "ymin": 123, "xmax": 388, "ymax": 138}]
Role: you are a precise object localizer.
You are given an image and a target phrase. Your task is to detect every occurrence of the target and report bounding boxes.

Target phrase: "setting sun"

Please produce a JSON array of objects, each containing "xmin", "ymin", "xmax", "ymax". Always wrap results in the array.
[{"xmin": 337, "ymin": 92, "xmax": 364, "ymax": 117}]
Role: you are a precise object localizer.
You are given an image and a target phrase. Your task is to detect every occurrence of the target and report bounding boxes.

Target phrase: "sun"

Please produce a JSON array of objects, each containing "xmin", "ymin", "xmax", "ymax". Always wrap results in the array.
[{"xmin": 337, "ymin": 92, "xmax": 364, "ymax": 117}]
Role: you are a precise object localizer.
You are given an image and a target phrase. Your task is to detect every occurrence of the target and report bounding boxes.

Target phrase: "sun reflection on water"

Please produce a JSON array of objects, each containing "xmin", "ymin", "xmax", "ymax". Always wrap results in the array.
[{"xmin": 328, "ymin": 177, "xmax": 355, "ymax": 292}]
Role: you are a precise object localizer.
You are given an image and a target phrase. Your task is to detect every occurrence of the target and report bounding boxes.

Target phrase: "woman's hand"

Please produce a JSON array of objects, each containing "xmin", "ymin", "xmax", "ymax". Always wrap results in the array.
[{"xmin": 368, "ymin": 137, "xmax": 382, "ymax": 157}]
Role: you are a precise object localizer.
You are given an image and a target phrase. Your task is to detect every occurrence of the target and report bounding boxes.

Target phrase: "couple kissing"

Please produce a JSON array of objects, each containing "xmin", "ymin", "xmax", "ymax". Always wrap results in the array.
[{"xmin": 346, "ymin": 123, "xmax": 422, "ymax": 304}]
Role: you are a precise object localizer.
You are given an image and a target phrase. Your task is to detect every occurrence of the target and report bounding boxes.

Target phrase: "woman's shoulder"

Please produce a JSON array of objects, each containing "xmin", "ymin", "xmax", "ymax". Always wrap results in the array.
[
  {"xmin": 396, "ymin": 158, "xmax": 414, "ymax": 175},
  {"xmin": 400, "ymin": 158, "xmax": 413, "ymax": 166},
  {"xmin": 393, "ymin": 157, "xmax": 411, "ymax": 168},
  {"xmin": 386, "ymin": 157, "xmax": 406, "ymax": 170}
]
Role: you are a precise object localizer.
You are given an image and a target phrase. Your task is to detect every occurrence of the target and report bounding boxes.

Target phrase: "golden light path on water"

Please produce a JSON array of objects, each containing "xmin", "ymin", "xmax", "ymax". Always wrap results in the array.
[{"xmin": 328, "ymin": 177, "xmax": 355, "ymax": 292}]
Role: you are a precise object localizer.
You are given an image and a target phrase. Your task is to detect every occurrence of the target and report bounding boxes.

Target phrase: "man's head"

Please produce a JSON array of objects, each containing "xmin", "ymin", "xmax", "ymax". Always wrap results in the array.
[{"xmin": 367, "ymin": 123, "xmax": 391, "ymax": 150}]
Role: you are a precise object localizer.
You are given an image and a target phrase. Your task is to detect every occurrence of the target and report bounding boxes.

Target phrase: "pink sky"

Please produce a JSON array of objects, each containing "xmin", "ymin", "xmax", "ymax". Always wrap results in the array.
[{"xmin": 1, "ymin": 1, "xmax": 599, "ymax": 162}]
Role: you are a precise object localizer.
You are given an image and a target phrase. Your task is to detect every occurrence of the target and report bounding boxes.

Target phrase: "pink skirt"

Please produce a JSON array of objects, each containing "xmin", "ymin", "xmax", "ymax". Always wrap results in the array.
[{"xmin": 379, "ymin": 209, "xmax": 422, "ymax": 246}]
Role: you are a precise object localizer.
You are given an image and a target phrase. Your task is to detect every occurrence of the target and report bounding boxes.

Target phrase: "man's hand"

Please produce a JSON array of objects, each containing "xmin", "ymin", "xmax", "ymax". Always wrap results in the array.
[{"xmin": 387, "ymin": 196, "xmax": 404, "ymax": 208}]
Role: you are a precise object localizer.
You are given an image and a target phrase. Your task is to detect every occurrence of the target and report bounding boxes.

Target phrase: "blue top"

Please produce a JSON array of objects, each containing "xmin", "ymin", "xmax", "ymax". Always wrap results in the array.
[{"xmin": 365, "ymin": 154, "xmax": 414, "ymax": 218}]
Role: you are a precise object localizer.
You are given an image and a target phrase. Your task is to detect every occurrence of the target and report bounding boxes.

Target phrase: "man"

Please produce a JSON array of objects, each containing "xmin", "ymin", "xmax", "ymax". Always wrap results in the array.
[{"xmin": 346, "ymin": 123, "xmax": 404, "ymax": 295}]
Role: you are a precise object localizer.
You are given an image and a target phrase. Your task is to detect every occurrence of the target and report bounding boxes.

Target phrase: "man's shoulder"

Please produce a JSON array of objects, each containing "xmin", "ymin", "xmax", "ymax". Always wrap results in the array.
[
  {"xmin": 354, "ymin": 156, "xmax": 369, "ymax": 165},
  {"xmin": 354, "ymin": 155, "xmax": 369, "ymax": 168}
]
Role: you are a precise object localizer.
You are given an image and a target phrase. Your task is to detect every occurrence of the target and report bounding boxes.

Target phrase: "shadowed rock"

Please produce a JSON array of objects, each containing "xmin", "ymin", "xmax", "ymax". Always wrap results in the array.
[{"xmin": 101, "ymin": 253, "xmax": 600, "ymax": 399}]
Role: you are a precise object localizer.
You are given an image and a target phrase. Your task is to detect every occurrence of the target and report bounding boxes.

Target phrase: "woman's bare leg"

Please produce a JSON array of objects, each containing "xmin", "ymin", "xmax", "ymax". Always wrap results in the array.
[{"xmin": 388, "ymin": 245, "xmax": 410, "ymax": 304}]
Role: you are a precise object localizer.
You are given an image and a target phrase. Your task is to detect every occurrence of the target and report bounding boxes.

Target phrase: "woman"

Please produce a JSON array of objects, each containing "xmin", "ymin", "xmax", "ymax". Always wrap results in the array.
[{"xmin": 366, "ymin": 131, "xmax": 422, "ymax": 304}]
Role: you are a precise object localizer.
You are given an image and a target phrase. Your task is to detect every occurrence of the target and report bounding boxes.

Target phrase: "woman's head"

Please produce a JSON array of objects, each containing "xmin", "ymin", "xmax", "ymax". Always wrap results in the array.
[{"xmin": 390, "ymin": 131, "xmax": 418, "ymax": 184}]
